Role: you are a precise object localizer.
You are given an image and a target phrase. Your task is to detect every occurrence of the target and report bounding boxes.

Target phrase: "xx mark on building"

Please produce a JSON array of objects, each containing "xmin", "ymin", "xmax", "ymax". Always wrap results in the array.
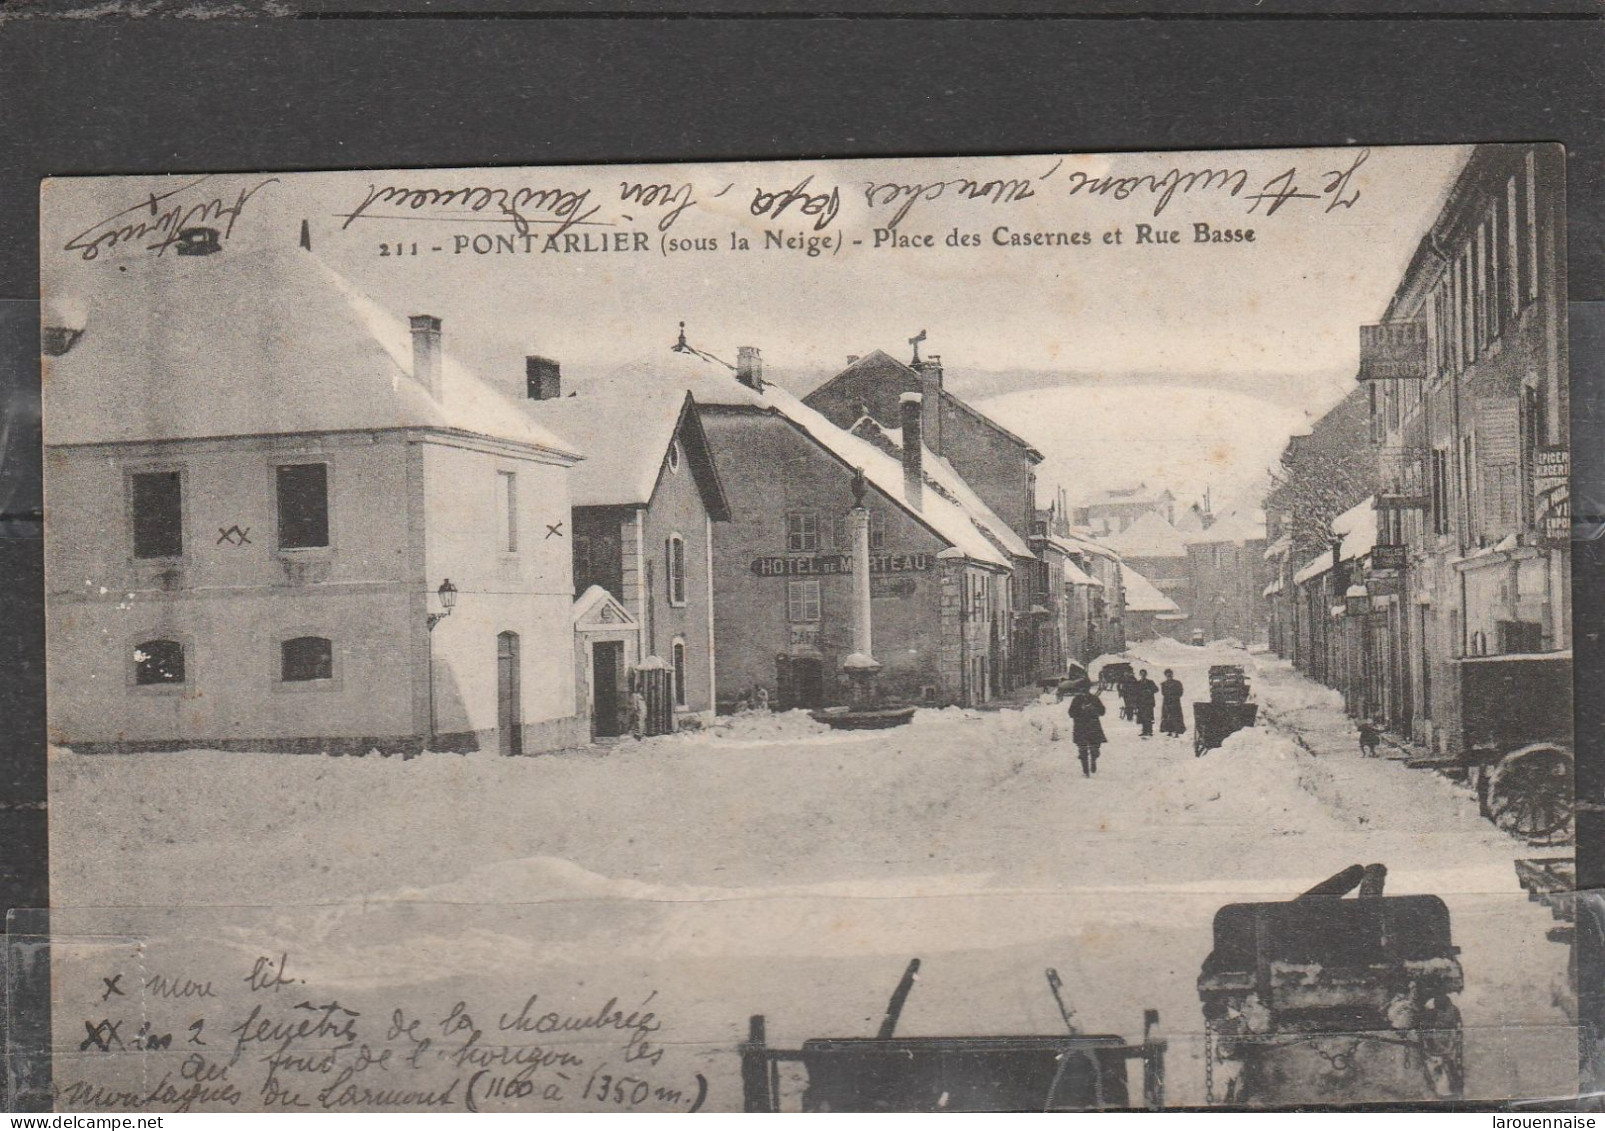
[
  {"xmin": 545, "ymin": 520, "xmax": 565, "ymax": 539},
  {"xmin": 100, "ymin": 974, "xmax": 124, "ymax": 1001},
  {"xmin": 217, "ymin": 525, "xmax": 251, "ymax": 545}
]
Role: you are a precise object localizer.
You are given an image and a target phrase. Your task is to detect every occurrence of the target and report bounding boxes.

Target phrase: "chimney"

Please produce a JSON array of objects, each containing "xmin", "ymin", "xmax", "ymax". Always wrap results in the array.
[
  {"xmin": 409, "ymin": 315, "xmax": 443, "ymax": 400},
  {"xmin": 526, "ymin": 355, "xmax": 561, "ymax": 400},
  {"xmin": 900, "ymin": 392, "xmax": 924, "ymax": 509},
  {"xmin": 847, "ymin": 354, "xmax": 860, "ymax": 366},
  {"xmin": 915, "ymin": 354, "xmax": 943, "ymax": 456},
  {"xmin": 736, "ymin": 345, "xmax": 764, "ymax": 391}
]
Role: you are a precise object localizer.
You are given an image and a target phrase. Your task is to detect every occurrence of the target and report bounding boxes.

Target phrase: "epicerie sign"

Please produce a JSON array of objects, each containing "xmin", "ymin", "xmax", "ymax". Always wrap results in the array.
[{"xmin": 751, "ymin": 554, "xmax": 934, "ymax": 577}]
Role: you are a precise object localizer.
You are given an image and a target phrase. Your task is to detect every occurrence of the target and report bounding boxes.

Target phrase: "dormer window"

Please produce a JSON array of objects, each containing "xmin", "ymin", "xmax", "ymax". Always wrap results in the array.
[{"xmin": 668, "ymin": 439, "xmax": 682, "ymax": 473}]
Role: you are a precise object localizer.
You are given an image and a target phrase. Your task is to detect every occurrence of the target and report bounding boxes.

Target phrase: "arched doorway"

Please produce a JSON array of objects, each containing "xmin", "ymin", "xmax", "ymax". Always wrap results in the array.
[{"xmin": 497, "ymin": 631, "xmax": 523, "ymax": 756}]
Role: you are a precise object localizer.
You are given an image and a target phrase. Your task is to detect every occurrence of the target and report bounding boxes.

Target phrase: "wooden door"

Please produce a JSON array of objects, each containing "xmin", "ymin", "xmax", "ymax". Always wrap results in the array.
[
  {"xmin": 497, "ymin": 631, "xmax": 523, "ymax": 756},
  {"xmin": 592, "ymin": 640, "xmax": 623, "ymax": 738}
]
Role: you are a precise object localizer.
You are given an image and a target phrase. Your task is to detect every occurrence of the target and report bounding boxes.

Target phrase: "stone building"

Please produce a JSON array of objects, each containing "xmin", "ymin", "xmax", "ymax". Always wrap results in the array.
[{"xmin": 592, "ymin": 340, "xmax": 1028, "ymax": 710}]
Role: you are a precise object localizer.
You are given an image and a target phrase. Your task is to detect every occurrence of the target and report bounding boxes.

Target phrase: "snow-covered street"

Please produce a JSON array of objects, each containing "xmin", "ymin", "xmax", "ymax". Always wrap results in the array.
[{"xmin": 50, "ymin": 640, "xmax": 1574, "ymax": 1108}]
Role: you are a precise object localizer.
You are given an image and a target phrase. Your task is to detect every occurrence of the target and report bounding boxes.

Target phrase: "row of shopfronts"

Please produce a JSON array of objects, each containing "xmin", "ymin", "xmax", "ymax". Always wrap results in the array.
[{"xmin": 1264, "ymin": 143, "xmax": 1571, "ymax": 763}]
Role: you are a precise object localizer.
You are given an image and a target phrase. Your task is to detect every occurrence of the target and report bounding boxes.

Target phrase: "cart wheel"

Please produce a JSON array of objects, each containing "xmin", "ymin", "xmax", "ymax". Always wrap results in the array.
[{"xmin": 1486, "ymin": 744, "xmax": 1574, "ymax": 841}]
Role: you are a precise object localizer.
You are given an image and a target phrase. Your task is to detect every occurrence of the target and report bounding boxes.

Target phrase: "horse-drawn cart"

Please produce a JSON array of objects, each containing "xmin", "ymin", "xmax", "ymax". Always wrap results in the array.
[
  {"xmin": 1193, "ymin": 664, "xmax": 1258, "ymax": 756},
  {"xmin": 741, "ymin": 959, "xmax": 1166, "ymax": 1112}
]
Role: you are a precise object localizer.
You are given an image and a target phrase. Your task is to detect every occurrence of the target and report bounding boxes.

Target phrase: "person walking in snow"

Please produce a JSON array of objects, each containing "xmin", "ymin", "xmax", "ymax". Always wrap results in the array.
[
  {"xmin": 1131, "ymin": 669, "xmax": 1159, "ymax": 738},
  {"xmin": 1066, "ymin": 682, "xmax": 1107, "ymax": 777},
  {"xmin": 630, "ymin": 688, "xmax": 648, "ymax": 740},
  {"xmin": 1160, "ymin": 669, "xmax": 1187, "ymax": 737}
]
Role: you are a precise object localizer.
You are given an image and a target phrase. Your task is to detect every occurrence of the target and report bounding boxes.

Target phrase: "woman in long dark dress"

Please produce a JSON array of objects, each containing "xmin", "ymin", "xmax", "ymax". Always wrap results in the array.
[
  {"xmin": 1066, "ymin": 684, "xmax": 1107, "ymax": 777},
  {"xmin": 1159, "ymin": 668, "xmax": 1187, "ymax": 737}
]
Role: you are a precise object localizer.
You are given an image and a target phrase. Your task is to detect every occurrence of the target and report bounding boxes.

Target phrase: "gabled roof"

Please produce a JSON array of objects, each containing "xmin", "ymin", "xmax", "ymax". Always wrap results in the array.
[
  {"xmin": 1061, "ymin": 526, "xmax": 1122, "ymax": 562},
  {"xmin": 1120, "ymin": 563, "xmax": 1181, "ymax": 614},
  {"xmin": 1063, "ymin": 557, "xmax": 1100, "ymax": 587},
  {"xmin": 522, "ymin": 389, "xmax": 729, "ymax": 519},
  {"xmin": 573, "ymin": 584, "xmax": 638, "ymax": 628},
  {"xmin": 588, "ymin": 346, "xmax": 1014, "ymax": 568},
  {"xmin": 43, "ymin": 246, "xmax": 578, "ymax": 457},
  {"xmin": 807, "ymin": 349, "xmax": 1044, "ymax": 462},
  {"xmin": 1186, "ymin": 510, "xmax": 1268, "ymax": 546},
  {"xmin": 847, "ymin": 417, "xmax": 1032, "ymax": 561},
  {"xmin": 1103, "ymin": 510, "xmax": 1190, "ymax": 560}
]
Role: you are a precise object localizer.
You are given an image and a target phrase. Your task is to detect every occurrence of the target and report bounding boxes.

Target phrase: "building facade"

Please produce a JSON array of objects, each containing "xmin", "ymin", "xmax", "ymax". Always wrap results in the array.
[
  {"xmin": 528, "ymin": 385, "xmax": 730, "ymax": 736},
  {"xmin": 44, "ymin": 245, "xmax": 586, "ymax": 755},
  {"xmin": 1266, "ymin": 144, "xmax": 1569, "ymax": 754}
]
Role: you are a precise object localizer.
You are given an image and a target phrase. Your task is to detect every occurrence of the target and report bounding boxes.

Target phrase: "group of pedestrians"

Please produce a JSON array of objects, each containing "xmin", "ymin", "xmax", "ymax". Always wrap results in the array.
[{"xmin": 1064, "ymin": 665, "xmax": 1189, "ymax": 777}]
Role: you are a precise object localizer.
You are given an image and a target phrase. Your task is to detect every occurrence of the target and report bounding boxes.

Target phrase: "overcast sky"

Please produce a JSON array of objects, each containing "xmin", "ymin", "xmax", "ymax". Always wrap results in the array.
[{"xmin": 42, "ymin": 145, "xmax": 1470, "ymax": 508}]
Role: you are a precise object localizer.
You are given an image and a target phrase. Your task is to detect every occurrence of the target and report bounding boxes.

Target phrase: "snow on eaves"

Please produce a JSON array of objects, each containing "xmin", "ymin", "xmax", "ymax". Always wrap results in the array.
[
  {"xmin": 1120, "ymin": 563, "xmax": 1181, "ymax": 614},
  {"xmin": 1292, "ymin": 495, "xmax": 1378, "ymax": 585},
  {"xmin": 44, "ymin": 246, "xmax": 579, "ymax": 458}
]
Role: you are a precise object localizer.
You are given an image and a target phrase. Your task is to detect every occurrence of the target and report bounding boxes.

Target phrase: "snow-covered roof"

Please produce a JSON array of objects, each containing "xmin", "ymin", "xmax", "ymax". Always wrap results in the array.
[
  {"xmin": 44, "ymin": 246, "xmax": 579, "ymax": 457},
  {"xmin": 1186, "ymin": 509, "xmax": 1268, "ymax": 546},
  {"xmin": 810, "ymin": 349, "xmax": 1045, "ymax": 461},
  {"xmin": 1104, "ymin": 510, "xmax": 1190, "ymax": 559},
  {"xmin": 1292, "ymin": 496, "xmax": 1378, "ymax": 585},
  {"xmin": 1263, "ymin": 577, "xmax": 1285, "ymax": 598},
  {"xmin": 591, "ymin": 346, "xmax": 1015, "ymax": 568},
  {"xmin": 1082, "ymin": 483, "xmax": 1171, "ymax": 508},
  {"xmin": 851, "ymin": 418, "xmax": 1032, "ymax": 560},
  {"xmin": 1263, "ymin": 534, "xmax": 1292, "ymax": 561},
  {"xmin": 1061, "ymin": 526, "xmax": 1122, "ymax": 562},
  {"xmin": 1120, "ymin": 563, "xmax": 1181, "ymax": 614},
  {"xmin": 523, "ymin": 389, "xmax": 727, "ymax": 515},
  {"xmin": 1063, "ymin": 558, "xmax": 1099, "ymax": 587}
]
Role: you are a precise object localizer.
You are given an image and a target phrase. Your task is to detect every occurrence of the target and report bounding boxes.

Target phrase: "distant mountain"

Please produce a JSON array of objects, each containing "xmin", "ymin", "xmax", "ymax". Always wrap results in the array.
[{"xmin": 975, "ymin": 383, "xmax": 1312, "ymax": 513}]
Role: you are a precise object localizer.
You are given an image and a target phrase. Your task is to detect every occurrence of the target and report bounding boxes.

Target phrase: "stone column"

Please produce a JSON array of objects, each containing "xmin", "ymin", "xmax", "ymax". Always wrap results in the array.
[
  {"xmin": 850, "ymin": 504, "xmax": 873, "ymax": 659},
  {"xmin": 841, "ymin": 494, "xmax": 882, "ymax": 704}
]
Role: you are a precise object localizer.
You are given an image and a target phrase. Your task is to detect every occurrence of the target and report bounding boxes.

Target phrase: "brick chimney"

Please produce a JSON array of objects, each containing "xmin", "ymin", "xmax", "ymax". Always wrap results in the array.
[
  {"xmin": 526, "ymin": 355, "xmax": 561, "ymax": 400},
  {"xmin": 900, "ymin": 392, "xmax": 924, "ymax": 509},
  {"xmin": 736, "ymin": 345, "xmax": 764, "ymax": 391},
  {"xmin": 409, "ymin": 315, "xmax": 443, "ymax": 400},
  {"xmin": 914, "ymin": 354, "xmax": 943, "ymax": 455}
]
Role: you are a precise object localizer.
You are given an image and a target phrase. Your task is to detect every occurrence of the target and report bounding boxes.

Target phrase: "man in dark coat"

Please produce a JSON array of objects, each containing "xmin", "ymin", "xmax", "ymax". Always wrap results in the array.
[
  {"xmin": 1131, "ymin": 669, "xmax": 1159, "ymax": 738},
  {"xmin": 1160, "ymin": 669, "xmax": 1186, "ymax": 737},
  {"xmin": 1066, "ymin": 683, "xmax": 1107, "ymax": 777}
]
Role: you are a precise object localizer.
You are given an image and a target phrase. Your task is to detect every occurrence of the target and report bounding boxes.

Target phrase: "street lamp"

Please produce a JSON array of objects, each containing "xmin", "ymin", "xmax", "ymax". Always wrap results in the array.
[{"xmin": 428, "ymin": 578, "xmax": 458, "ymax": 631}]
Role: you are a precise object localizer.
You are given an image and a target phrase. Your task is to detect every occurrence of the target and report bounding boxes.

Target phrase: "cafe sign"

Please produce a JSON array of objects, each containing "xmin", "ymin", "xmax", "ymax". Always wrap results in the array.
[
  {"xmin": 752, "ymin": 553, "xmax": 933, "ymax": 577},
  {"xmin": 1358, "ymin": 321, "xmax": 1428, "ymax": 382}
]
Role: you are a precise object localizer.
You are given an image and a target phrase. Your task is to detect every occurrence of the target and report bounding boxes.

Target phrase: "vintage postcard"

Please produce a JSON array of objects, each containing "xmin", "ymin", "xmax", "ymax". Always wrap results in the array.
[{"xmin": 34, "ymin": 145, "xmax": 1574, "ymax": 1111}]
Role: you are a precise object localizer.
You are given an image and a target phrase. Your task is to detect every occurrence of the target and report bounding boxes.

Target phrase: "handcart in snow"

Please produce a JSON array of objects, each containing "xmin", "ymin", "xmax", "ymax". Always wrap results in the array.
[
  {"xmin": 1197, "ymin": 863, "xmax": 1464, "ymax": 1106},
  {"xmin": 740, "ymin": 958, "xmax": 1167, "ymax": 1112},
  {"xmin": 1193, "ymin": 664, "xmax": 1258, "ymax": 756}
]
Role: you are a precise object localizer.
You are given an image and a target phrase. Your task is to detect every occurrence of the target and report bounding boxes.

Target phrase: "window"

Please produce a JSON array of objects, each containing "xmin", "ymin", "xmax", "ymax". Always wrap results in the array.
[
  {"xmin": 281, "ymin": 636, "xmax": 333, "ymax": 682},
  {"xmin": 131, "ymin": 471, "xmax": 183, "ymax": 559},
  {"xmin": 786, "ymin": 511, "xmax": 819, "ymax": 553},
  {"xmin": 1486, "ymin": 206, "xmax": 1502, "ymax": 341},
  {"xmin": 667, "ymin": 439, "xmax": 682, "ymax": 473},
  {"xmin": 666, "ymin": 534, "xmax": 686, "ymax": 606},
  {"xmin": 1506, "ymin": 175, "xmax": 1521, "ymax": 318},
  {"xmin": 497, "ymin": 471, "xmax": 518, "ymax": 553},
  {"xmin": 1525, "ymin": 150, "xmax": 1540, "ymax": 304},
  {"xmin": 787, "ymin": 579, "xmax": 821, "ymax": 623},
  {"xmin": 133, "ymin": 639, "xmax": 185, "ymax": 685},
  {"xmin": 672, "ymin": 640, "xmax": 687, "ymax": 707},
  {"xmin": 277, "ymin": 463, "xmax": 329, "ymax": 549}
]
